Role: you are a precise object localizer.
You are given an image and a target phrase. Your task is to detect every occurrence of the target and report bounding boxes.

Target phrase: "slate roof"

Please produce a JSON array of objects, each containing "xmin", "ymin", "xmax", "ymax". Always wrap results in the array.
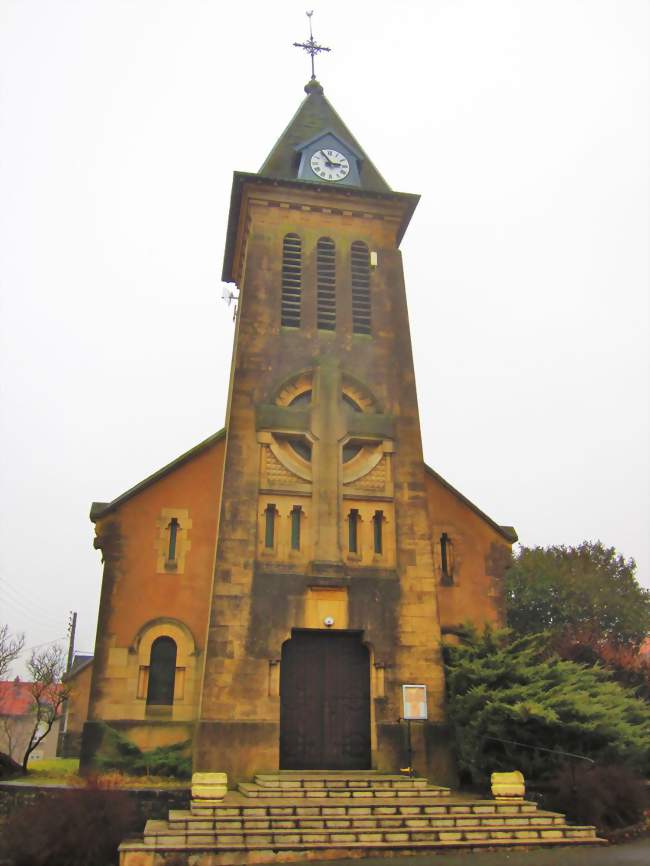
[
  {"xmin": 259, "ymin": 79, "xmax": 391, "ymax": 193},
  {"xmin": 69, "ymin": 653, "xmax": 93, "ymax": 672},
  {"xmin": 62, "ymin": 654, "xmax": 93, "ymax": 683}
]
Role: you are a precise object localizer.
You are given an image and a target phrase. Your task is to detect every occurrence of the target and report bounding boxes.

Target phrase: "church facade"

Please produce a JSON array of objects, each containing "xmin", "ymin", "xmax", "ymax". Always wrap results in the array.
[{"xmin": 81, "ymin": 80, "xmax": 516, "ymax": 783}]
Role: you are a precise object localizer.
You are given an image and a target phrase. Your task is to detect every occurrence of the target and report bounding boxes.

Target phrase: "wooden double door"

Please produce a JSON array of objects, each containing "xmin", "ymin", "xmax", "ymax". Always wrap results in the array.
[{"xmin": 280, "ymin": 630, "xmax": 371, "ymax": 770}]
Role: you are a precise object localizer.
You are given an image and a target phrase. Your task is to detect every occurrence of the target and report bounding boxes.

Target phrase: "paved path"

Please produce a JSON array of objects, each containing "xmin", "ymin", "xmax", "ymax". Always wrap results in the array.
[{"xmin": 304, "ymin": 836, "xmax": 649, "ymax": 866}]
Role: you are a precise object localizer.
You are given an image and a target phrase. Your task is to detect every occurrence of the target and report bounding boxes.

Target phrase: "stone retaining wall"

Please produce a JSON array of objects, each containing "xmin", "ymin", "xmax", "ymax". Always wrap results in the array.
[{"xmin": 0, "ymin": 781, "xmax": 189, "ymax": 826}]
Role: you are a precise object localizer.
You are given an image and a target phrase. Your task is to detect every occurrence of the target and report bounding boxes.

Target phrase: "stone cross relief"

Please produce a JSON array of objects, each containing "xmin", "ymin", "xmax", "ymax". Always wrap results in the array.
[{"xmin": 256, "ymin": 357, "xmax": 394, "ymax": 567}]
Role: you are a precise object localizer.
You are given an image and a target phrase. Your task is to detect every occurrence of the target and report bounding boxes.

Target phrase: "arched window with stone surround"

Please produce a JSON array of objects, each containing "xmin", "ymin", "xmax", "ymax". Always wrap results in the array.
[
  {"xmin": 146, "ymin": 636, "xmax": 177, "ymax": 706},
  {"xmin": 136, "ymin": 620, "xmax": 196, "ymax": 709},
  {"xmin": 281, "ymin": 233, "xmax": 302, "ymax": 327}
]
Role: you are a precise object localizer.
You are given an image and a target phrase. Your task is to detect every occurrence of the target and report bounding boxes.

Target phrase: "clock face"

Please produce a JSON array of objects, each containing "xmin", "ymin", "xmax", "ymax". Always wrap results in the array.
[{"xmin": 310, "ymin": 148, "xmax": 350, "ymax": 182}]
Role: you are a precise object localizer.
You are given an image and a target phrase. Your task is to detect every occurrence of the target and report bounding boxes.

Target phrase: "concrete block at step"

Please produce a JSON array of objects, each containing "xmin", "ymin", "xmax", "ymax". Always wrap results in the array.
[
  {"xmin": 119, "ymin": 847, "xmax": 156, "ymax": 866},
  {"xmin": 192, "ymin": 771, "xmax": 228, "ymax": 800},
  {"xmin": 358, "ymin": 833, "xmax": 383, "ymax": 843},
  {"xmin": 491, "ymin": 770, "xmax": 525, "ymax": 799}
]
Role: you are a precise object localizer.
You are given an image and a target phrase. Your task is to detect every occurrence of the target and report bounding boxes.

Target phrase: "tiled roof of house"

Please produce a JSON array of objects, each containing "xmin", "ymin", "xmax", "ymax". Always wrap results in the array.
[
  {"xmin": 0, "ymin": 679, "xmax": 34, "ymax": 716},
  {"xmin": 0, "ymin": 679, "xmax": 65, "ymax": 716}
]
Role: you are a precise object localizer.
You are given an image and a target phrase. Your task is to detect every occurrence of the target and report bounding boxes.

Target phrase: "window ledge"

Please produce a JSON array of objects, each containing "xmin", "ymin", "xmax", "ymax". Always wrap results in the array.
[{"xmin": 145, "ymin": 704, "xmax": 174, "ymax": 718}]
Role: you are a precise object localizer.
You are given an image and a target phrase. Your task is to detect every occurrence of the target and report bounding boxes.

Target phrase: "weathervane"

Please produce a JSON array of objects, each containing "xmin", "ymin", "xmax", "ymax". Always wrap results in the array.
[{"xmin": 293, "ymin": 11, "xmax": 330, "ymax": 81}]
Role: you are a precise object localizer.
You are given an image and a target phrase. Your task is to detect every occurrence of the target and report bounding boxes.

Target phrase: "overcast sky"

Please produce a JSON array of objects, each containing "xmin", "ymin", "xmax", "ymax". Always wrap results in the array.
[{"xmin": 1, "ymin": 0, "xmax": 648, "ymax": 674}]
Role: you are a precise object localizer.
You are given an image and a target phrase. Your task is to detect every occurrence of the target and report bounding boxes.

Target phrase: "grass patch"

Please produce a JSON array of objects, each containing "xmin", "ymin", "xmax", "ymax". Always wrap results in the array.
[
  {"xmin": 28, "ymin": 758, "xmax": 79, "ymax": 775},
  {"xmin": 11, "ymin": 757, "xmax": 187, "ymax": 789},
  {"xmin": 9, "ymin": 758, "xmax": 81, "ymax": 786}
]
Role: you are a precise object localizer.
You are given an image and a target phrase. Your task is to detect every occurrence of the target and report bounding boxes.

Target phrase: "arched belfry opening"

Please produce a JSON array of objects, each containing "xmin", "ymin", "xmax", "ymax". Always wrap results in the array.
[{"xmin": 279, "ymin": 630, "xmax": 370, "ymax": 770}]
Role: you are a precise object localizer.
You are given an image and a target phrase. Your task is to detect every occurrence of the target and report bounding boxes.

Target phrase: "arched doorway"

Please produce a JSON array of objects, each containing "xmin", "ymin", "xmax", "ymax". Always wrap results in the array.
[{"xmin": 280, "ymin": 630, "xmax": 370, "ymax": 770}]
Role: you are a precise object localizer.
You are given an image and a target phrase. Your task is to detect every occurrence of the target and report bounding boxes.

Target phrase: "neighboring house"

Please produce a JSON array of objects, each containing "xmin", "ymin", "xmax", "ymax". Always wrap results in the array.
[
  {"xmin": 0, "ymin": 678, "xmax": 61, "ymax": 763},
  {"xmin": 59, "ymin": 653, "xmax": 93, "ymax": 757}
]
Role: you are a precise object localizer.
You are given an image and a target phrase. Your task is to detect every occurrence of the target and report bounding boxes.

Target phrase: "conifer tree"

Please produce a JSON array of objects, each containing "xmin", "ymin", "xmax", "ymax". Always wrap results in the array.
[{"xmin": 444, "ymin": 628, "xmax": 650, "ymax": 784}]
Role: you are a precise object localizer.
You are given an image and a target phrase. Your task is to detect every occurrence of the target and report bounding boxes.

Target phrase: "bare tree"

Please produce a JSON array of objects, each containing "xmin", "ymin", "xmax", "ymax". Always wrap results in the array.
[
  {"xmin": 0, "ymin": 624, "xmax": 25, "ymax": 680},
  {"xmin": 0, "ymin": 716, "xmax": 19, "ymax": 760},
  {"xmin": 21, "ymin": 644, "xmax": 71, "ymax": 772}
]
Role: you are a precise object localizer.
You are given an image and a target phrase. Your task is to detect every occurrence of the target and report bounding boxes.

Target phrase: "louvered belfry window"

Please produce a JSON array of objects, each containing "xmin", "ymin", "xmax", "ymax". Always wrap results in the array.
[
  {"xmin": 351, "ymin": 241, "xmax": 371, "ymax": 334},
  {"xmin": 316, "ymin": 237, "xmax": 336, "ymax": 331},
  {"xmin": 281, "ymin": 233, "xmax": 302, "ymax": 327}
]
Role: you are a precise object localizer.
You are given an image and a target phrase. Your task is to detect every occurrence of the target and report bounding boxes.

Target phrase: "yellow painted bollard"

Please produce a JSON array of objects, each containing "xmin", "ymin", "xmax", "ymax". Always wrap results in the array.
[
  {"xmin": 491, "ymin": 770, "xmax": 525, "ymax": 799},
  {"xmin": 191, "ymin": 772, "xmax": 228, "ymax": 800}
]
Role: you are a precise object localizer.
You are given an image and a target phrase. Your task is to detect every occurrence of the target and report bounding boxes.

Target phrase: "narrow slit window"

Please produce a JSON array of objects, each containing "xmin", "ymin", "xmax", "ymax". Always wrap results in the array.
[
  {"xmin": 167, "ymin": 517, "xmax": 180, "ymax": 561},
  {"xmin": 146, "ymin": 636, "xmax": 177, "ymax": 706},
  {"xmin": 351, "ymin": 241, "xmax": 371, "ymax": 335},
  {"xmin": 348, "ymin": 509, "xmax": 359, "ymax": 553},
  {"xmin": 440, "ymin": 532, "xmax": 452, "ymax": 584},
  {"xmin": 290, "ymin": 505, "xmax": 302, "ymax": 550},
  {"xmin": 373, "ymin": 510, "xmax": 384, "ymax": 554},
  {"xmin": 264, "ymin": 504, "xmax": 276, "ymax": 549},
  {"xmin": 281, "ymin": 233, "xmax": 302, "ymax": 327},
  {"xmin": 317, "ymin": 237, "xmax": 336, "ymax": 331}
]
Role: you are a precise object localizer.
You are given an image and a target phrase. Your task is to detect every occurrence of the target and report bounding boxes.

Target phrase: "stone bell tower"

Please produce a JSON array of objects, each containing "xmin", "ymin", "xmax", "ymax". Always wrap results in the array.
[{"xmin": 194, "ymin": 78, "xmax": 452, "ymax": 782}]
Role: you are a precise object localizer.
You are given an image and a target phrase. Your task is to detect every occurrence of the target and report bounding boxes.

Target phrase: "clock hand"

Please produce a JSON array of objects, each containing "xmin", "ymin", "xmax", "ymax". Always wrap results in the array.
[{"xmin": 320, "ymin": 149, "xmax": 342, "ymax": 168}]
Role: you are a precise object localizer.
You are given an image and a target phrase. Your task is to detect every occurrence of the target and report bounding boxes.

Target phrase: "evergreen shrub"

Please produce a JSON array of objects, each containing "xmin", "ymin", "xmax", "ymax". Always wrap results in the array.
[
  {"xmin": 94, "ymin": 722, "xmax": 191, "ymax": 779},
  {"xmin": 444, "ymin": 627, "xmax": 650, "ymax": 784}
]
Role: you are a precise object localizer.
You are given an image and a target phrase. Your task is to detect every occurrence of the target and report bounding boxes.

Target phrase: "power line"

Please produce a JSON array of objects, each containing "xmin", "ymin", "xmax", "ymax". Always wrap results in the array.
[
  {"xmin": 18, "ymin": 636, "xmax": 67, "ymax": 655},
  {"xmin": 0, "ymin": 575, "xmax": 65, "ymax": 613},
  {"xmin": 0, "ymin": 575, "xmax": 66, "ymax": 615},
  {"xmin": 0, "ymin": 580, "xmax": 66, "ymax": 629},
  {"xmin": 0, "ymin": 586, "xmax": 63, "ymax": 622},
  {"xmin": 0, "ymin": 595, "xmax": 64, "ymax": 632}
]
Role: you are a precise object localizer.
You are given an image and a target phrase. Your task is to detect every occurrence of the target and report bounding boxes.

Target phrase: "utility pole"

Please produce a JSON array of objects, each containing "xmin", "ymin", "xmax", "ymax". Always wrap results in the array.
[{"xmin": 66, "ymin": 611, "xmax": 77, "ymax": 672}]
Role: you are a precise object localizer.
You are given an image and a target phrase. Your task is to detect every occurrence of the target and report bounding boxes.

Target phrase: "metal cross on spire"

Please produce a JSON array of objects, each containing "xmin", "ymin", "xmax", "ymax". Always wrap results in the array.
[{"xmin": 293, "ymin": 11, "xmax": 331, "ymax": 81}]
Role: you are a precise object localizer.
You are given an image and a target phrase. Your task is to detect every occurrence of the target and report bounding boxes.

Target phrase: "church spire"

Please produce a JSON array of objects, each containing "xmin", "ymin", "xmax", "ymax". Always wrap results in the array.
[
  {"xmin": 258, "ymin": 77, "xmax": 391, "ymax": 193},
  {"xmin": 253, "ymin": 11, "xmax": 390, "ymax": 192}
]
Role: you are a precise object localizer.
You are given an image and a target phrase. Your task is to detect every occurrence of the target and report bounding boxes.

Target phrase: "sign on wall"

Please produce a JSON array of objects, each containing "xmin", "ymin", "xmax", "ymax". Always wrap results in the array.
[{"xmin": 402, "ymin": 684, "xmax": 428, "ymax": 720}]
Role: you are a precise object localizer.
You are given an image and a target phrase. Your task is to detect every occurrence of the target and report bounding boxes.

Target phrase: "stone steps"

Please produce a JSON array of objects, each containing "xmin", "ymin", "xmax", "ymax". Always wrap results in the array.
[
  {"xmin": 238, "ymin": 771, "xmax": 450, "ymax": 799},
  {"xmin": 238, "ymin": 783, "xmax": 451, "ymax": 798},
  {"xmin": 119, "ymin": 772, "xmax": 604, "ymax": 864},
  {"xmin": 253, "ymin": 772, "xmax": 430, "ymax": 789},
  {"xmin": 164, "ymin": 808, "xmax": 569, "ymax": 833},
  {"xmin": 142, "ymin": 819, "xmax": 599, "ymax": 848},
  {"xmin": 188, "ymin": 798, "xmax": 539, "ymax": 818}
]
